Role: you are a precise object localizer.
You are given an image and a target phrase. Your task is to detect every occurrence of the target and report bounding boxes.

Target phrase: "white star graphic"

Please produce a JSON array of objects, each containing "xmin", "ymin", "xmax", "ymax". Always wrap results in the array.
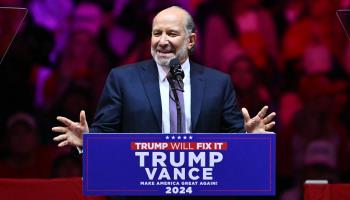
[
  {"xmin": 165, "ymin": 136, "xmax": 169, "ymax": 140},
  {"xmin": 171, "ymin": 136, "xmax": 175, "ymax": 139},
  {"xmin": 177, "ymin": 136, "xmax": 181, "ymax": 139},
  {"xmin": 189, "ymin": 136, "xmax": 193, "ymax": 140},
  {"xmin": 183, "ymin": 136, "xmax": 187, "ymax": 139}
]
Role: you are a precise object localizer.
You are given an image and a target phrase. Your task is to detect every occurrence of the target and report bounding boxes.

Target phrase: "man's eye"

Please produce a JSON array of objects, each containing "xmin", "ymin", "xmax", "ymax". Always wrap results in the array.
[
  {"xmin": 153, "ymin": 32, "xmax": 161, "ymax": 36},
  {"xmin": 169, "ymin": 32, "xmax": 178, "ymax": 37}
]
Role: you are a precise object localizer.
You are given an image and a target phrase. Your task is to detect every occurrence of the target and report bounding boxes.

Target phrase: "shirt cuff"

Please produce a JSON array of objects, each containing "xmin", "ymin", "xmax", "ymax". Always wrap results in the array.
[{"xmin": 76, "ymin": 147, "xmax": 83, "ymax": 154}]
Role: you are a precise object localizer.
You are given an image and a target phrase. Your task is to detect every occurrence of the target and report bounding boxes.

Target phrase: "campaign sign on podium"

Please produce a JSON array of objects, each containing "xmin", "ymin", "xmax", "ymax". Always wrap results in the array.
[{"xmin": 83, "ymin": 133, "xmax": 275, "ymax": 196}]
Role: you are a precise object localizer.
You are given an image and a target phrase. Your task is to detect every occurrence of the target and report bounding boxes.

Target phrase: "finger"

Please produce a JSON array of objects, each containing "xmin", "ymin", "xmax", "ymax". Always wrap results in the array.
[
  {"xmin": 257, "ymin": 106, "xmax": 268, "ymax": 119},
  {"xmin": 263, "ymin": 112, "xmax": 276, "ymax": 124},
  {"xmin": 53, "ymin": 134, "xmax": 68, "ymax": 142},
  {"xmin": 58, "ymin": 140, "xmax": 69, "ymax": 147},
  {"xmin": 57, "ymin": 116, "xmax": 76, "ymax": 127},
  {"xmin": 52, "ymin": 126, "xmax": 67, "ymax": 133},
  {"xmin": 80, "ymin": 110, "xmax": 87, "ymax": 126},
  {"xmin": 265, "ymin": 121, "xmax": 275, "ymax": 130},
  {"xmin": 241, "ymin": 107, "xmax": 250, "ymax": 123}
]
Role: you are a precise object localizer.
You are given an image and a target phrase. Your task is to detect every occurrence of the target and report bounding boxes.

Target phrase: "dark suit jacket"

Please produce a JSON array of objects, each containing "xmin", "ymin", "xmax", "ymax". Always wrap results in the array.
[{"xmin": 90, "ymin": 59, "xmax": 244, "ymax": 133}]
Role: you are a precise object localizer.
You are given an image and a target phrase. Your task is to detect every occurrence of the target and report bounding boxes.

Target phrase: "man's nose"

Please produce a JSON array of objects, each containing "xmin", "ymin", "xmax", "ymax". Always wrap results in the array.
[{"xmin": 158, "ymin": 34, "xmax": 169, "ymax": 46}]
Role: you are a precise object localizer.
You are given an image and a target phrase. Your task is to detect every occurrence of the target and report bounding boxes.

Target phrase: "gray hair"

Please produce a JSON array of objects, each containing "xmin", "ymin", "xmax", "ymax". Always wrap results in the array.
[
  {"xmin": 182, "ymin": 8, "xmax": 196, "ymax": 54},
  {"xmin": 184, "ymin": 12, "xmax": 196, "ymax": 36}
]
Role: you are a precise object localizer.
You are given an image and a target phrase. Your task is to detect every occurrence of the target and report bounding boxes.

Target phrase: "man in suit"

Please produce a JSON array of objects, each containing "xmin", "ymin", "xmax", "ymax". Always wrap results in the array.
[{"xmin": 52, "ymin": 6, "xmax": 275, "ymax": 148}]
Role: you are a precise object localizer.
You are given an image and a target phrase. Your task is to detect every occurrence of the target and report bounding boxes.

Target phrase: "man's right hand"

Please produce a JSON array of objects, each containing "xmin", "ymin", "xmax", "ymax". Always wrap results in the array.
[{"xmin": 52, "ymin": 110, "xmax": 89, "ymax": 148}]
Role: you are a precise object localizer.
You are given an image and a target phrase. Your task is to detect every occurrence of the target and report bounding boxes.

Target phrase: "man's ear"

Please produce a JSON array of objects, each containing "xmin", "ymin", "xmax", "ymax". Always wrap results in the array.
[{"xmin": 188, "ymin": 33, "xmax": 196, "ymax": 51}]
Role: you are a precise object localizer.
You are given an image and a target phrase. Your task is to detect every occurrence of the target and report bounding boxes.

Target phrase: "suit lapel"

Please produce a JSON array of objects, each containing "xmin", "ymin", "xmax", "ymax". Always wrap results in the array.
[
  {"xmin": 138, "ymin": 60, "xmax": 162, "ymax": 130},
  {"xmin": 190, "ymin": 62, "xmax": 205, "ymax": 132}
]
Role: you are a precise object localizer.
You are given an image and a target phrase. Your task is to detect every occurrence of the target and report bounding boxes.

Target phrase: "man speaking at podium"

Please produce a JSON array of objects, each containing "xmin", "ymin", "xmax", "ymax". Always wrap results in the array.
[{"xmin": 52, "ymin": 6, "xmax": 276, "ymax": 149}]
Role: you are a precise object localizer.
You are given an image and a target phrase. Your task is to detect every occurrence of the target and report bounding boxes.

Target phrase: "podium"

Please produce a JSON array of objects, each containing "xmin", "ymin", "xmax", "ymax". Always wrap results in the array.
[{"xmin": 83, "ymin": 133, "xmax": 275, "ymax": 196}]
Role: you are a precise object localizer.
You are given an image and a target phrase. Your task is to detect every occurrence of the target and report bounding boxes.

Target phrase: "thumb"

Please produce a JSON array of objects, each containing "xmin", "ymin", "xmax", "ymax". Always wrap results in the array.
[
  {"xmin": 241, "ymin": 107, "xmax": 250, "ymax": 123},
  {"xmin": 80, "ymin": 110, "xmax": 88, "ymax": 127}
]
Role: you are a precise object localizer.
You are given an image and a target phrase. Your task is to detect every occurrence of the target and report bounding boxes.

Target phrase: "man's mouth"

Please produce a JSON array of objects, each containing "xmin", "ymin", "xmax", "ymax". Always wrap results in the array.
[{"xmin": 156, "ymin": 50, "xmax": 173, "ymax": 56}]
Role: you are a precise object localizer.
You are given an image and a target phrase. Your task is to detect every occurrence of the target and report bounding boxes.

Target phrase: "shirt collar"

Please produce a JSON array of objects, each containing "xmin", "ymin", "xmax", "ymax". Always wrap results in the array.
[{"xmin": 156, "ymin": 58, "xmax": 190, "ymax": 83}]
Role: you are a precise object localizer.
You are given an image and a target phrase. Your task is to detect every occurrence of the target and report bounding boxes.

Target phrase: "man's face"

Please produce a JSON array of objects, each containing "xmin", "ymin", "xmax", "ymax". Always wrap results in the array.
[{"xmin": 151, "ymin": 10, "xmax": 193, "ymax": 66}]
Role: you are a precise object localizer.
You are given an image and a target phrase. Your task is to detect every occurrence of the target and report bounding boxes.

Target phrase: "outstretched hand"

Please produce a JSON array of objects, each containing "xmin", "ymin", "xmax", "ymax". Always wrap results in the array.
[
  {"xmin": 242, "ymin": 106, "xmax": 276, "ymax": 133},
  {"xmin": 52, "ymin": 110, "xmax": 89, "ymax": 148}
]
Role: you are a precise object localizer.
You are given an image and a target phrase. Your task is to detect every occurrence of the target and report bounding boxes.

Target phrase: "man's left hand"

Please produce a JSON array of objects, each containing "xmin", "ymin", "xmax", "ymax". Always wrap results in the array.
[{"xmin": 242, "ymin": 106, "xmax": 276, "ymax": 133}]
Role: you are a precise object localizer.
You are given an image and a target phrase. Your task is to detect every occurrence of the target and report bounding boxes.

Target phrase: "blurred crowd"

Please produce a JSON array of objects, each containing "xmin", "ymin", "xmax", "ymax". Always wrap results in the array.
[{"xmin": 0, "ymin": 0, "xmax": 350, "ymax": 199}]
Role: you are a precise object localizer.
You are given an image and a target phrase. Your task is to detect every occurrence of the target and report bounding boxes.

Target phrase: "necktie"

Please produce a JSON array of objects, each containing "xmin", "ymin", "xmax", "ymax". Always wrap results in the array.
[{"xmin": 167, "ymin": 77, "xmax": 186, "ymax": 133}]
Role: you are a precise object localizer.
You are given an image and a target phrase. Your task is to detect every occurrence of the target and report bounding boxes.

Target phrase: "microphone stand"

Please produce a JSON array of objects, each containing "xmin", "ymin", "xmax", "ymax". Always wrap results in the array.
[{"xmin": 167, "ymin": 77, "xmax": 183, "ymax": 133}]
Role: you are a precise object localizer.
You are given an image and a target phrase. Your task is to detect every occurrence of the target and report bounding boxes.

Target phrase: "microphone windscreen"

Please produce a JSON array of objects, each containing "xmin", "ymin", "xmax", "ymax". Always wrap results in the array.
[{"xmin": 169, "ymin": 58, "xmax": 181, "ymax": 68}]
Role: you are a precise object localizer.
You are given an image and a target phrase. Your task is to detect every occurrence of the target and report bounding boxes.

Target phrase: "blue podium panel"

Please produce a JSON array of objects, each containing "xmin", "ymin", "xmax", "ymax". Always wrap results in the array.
[{"xmin": 83, "ymin": 133, "xmax": 275, "ymax": 196}]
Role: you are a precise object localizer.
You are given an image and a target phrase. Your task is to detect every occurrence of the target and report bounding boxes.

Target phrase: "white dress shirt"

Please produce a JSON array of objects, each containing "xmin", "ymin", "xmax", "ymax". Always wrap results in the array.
[{"xmin": 156, "ymin": 59, "xmax": 191, "ymax": 133}]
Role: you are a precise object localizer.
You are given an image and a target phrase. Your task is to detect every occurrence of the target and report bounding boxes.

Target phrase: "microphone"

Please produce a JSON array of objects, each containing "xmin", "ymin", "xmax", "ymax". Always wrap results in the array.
[{"xmin": 169, "ymin": 58, "xmax": 185, "ymax": 90}]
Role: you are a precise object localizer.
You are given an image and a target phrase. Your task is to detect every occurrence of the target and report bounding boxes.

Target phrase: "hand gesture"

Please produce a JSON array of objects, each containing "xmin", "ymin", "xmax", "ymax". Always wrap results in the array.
[
  {"xmin": 52, "ymin": 110, "xmax": 89, "ymax": 147},
  {"xmin": 242, "ymin": 106, "xmax": 276, "ymax": 133}
]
